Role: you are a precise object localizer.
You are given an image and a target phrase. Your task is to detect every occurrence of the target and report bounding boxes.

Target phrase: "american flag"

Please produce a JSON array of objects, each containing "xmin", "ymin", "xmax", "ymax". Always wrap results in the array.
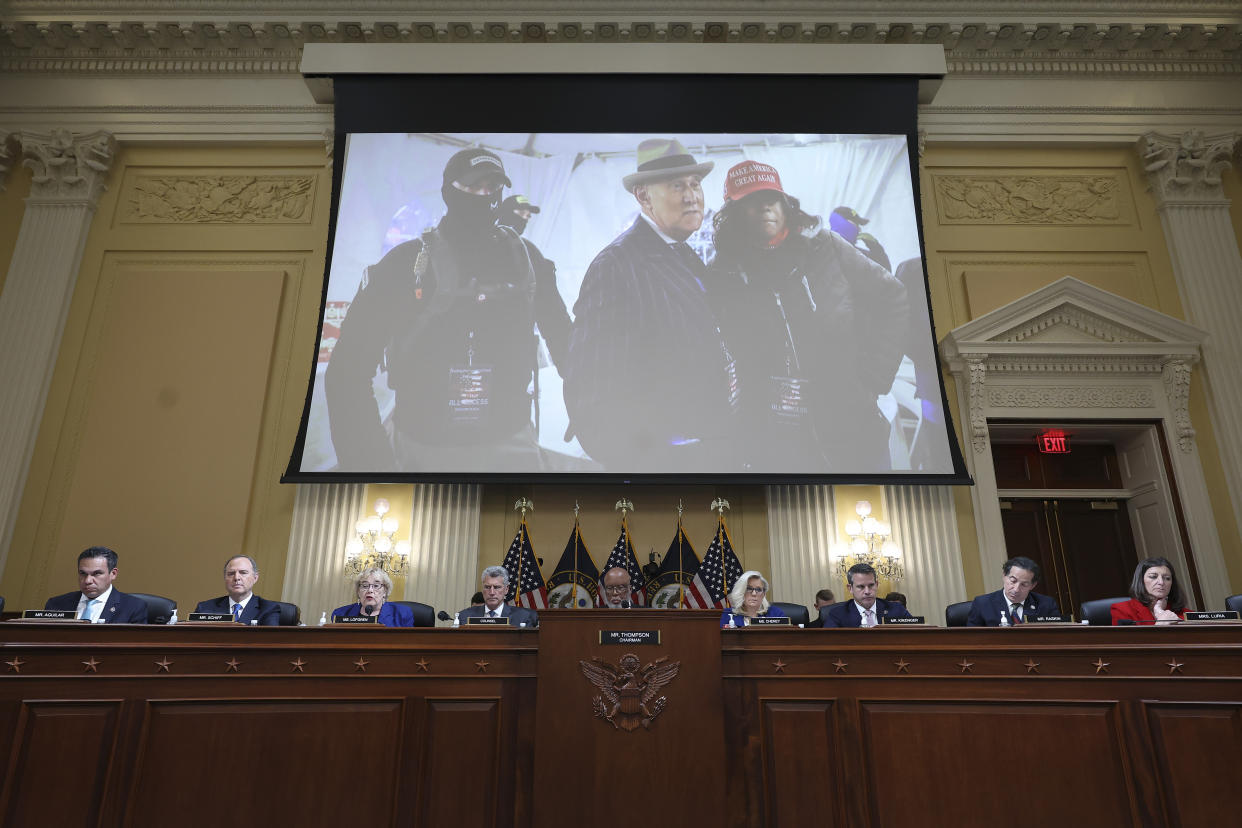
[
  {"xmin": 596, "ymin": 517, "xmax": 647, "ymax": 607},
  {"xmin": 644, "ymin": 521, "xmax": 702, "ymax": 608},
  {"xmin": 502, "ymin": 519, "xmax": 548, "ymax": 609},
  {"xmin": 689, "ymin": 517, "xmax": 744, "ymax": 608}
]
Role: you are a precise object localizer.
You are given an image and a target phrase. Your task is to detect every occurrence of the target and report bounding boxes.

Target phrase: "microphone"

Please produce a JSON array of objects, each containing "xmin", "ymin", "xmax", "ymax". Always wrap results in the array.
[
  {"xmin": 620, "ymin": 600, "xmax": 631, "ymax": 609},
  {"xmin": 1117, "ymin": 618, "xmax": 1136, "ymax": 626},
  {"xmin": 436, "ymin": 610, "xmax": 452, "ymax": 622}
]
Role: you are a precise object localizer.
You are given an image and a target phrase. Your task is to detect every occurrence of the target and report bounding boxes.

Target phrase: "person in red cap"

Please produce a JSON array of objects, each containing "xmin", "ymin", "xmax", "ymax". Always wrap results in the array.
[
  {"xmin": 563, "ymin": 138, "xmax": 740, "ymax": 471},
  {"xmin": 706, "ymin": 160, "xmax": 908, "ymax": 471}
]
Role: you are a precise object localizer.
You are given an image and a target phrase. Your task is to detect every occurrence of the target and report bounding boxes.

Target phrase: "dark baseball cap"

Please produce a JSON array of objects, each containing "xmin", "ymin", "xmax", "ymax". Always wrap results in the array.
[
  {"xmin": 500, "ymin": 194, "xmax": 540, "ymax": 213},
  {"xmin": 443, "ymin": 148, "xmax": 512, "ymax": 188}
]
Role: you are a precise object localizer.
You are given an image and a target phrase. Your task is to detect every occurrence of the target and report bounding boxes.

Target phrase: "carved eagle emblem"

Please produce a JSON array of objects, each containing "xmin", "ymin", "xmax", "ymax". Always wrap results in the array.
[{"xmin": 578, "ymin": 652, "xmax": 680, "ymax": 731}]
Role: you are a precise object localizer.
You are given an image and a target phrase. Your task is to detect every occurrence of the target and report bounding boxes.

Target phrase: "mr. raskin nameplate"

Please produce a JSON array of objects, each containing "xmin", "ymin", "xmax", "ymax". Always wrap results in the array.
[
  {"xmin": 1029, "ymin": 615, "xmax": 1073, "ymax": 624},
  {"xmin": 22, "ymin": 609, "xmax": 78, "ymax": 620},
  {"xmin": 1184, "ymin": 610, "xmax": 1241, "ymax": 621},
  {"xmin": 333, "ymin": 615, "xmax": 378, "ymax": 624},
  {"xmin": 467, "ymin": 616, "xmax": 511, "ymax": 625},
  {"xmin": 187, "ymin": 613, "xmax": 233, "ymax": 622},
  {"xmin": 747, "ymin": 616, "xmax": 792, "ymax": 626},
  {"xmin": 882, "ymin": 616, "xmax": 925, "ymax": 625},
  {"xmin": 599, "ymin": 630, "xmax": 661, "ymax": 645}
]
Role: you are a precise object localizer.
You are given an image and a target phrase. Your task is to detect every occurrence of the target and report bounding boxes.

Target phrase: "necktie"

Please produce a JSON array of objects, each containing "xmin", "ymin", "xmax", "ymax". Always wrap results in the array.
[
  {"xmin": 488, "ymin": 609, "xmax": 497, "ymax": 618},
  {"xmin": 81, "ymin": 598, "xmax": 96, "ymax": 622},
  {"xmin": 864, "ymin": 608, "xmax": 874, "ymax": 627},
  {"xmin": 232, "ymin": 603, "xmax": 242, "ymax": 622},
  {"xmin": 1010, "ymin": 602, "xmax": 1023, "ymax": 624}
]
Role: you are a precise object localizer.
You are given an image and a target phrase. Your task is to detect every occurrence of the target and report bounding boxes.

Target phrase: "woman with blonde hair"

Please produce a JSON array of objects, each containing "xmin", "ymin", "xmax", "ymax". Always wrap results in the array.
[
  {"xmin": 721, "ymin": 570, "xmax": 786, "ymax": 628},
  {"xmin": 332, "ymin": 567, "xmax": 415, "ymax": 627}
]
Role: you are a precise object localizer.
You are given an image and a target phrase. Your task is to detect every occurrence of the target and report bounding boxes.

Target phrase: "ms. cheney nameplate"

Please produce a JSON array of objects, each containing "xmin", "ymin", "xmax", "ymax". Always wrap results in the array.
[
  {"xmin": 747, "ymin": 616, "xmax": 792, "ymax": 626},
  {"xmin": 599, "ymin": 630, "xmax": 661, "ymax": 645}
]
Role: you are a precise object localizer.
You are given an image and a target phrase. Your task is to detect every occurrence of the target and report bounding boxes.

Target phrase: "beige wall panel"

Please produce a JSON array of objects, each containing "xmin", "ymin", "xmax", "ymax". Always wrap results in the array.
[
  {"xmin": 955, "ymin": 254, "xmax": 1154, "ymax": 319},
  {"xmin": 478, "ymin": 484, "xmax": 771, "ymax": 601},
  {"xmin": 44, "ymin": 265, "xmax": 281, "ymax": 610}
]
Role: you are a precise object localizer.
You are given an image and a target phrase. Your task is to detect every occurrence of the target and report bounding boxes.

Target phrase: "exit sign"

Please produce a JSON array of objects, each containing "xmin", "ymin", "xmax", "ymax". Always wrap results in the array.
[{"xmin": 1038, "ymin": 431, "xmax": 1070, "ymax": 454}]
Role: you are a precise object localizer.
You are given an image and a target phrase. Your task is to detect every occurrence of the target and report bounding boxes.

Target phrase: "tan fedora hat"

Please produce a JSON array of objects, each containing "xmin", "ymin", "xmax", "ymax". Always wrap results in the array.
[{"xmin": 622, "ymin": 138, "xmax": 715, "ymax": 192}]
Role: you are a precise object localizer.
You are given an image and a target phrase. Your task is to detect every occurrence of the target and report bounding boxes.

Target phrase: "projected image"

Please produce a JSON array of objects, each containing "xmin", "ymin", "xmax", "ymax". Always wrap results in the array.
[{"xmin": 302, "ymin": 132, "xmax": 952, "ymax": 476}]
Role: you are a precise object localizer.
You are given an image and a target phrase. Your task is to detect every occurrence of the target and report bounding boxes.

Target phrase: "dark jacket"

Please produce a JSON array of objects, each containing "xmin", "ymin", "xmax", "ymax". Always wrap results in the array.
[
  {"xmin": 966, "ymin": 589, "xmax": 1062, "ymax": 626},
  {"xmin": 45, "ymin": 589, "xmax": 149, "ymax": 624},
  {"xmin": 821, "ymin": 598, "xmax": 913, "ymax": 628},
  {"xmin": 194, "ymin": 594, "xmax": 282, "ymax": 626}
]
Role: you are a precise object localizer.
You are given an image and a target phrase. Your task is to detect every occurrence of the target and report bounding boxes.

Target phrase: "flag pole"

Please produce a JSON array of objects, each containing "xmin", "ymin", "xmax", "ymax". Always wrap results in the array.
[
  {"xmin": 711, "ymin": 498, "xmax": 731, "ymax": 610},
  {"xmin": 615, "ymin": 498, "xmax": 634, "ymax": 605},
  {"xmin": 514, "ymin": 498, "xmax": 533, "ymax": 607},
  {"xmin": 571, "ymin": 501, "xmax": 580, "ymax": 609},
  {"xmin": 676, "ymin": 500, "xmax": 685, "ymax": 609}
]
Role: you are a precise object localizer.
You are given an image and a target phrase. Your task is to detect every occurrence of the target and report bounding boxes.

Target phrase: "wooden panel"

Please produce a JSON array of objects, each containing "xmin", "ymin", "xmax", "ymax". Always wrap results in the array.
[
  {"xmin": 761, "ymin": 700, "xmax": 839, "ymax": 828},
  {"xmin": 124, "ymin": 699, "xmax": 402, "ymax": 828},
  {"xmin": 1146, "ymin": 703, "xmax": 1242, "ymax": 827},
  {"xmin": 860, "ymin": 700, "xmax": 1138, "ymax": 827},
  {"xmin": 0, "ymin": 700, "xmax": 120, "ymax": 828},
  {"xmin": 417, "ymin": 699, "xmax": 501, "ymax": 826}
]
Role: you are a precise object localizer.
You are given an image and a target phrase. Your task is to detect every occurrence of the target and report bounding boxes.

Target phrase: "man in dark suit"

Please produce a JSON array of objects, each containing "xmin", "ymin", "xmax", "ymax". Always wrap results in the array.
[
  {"xmin": 967, "ymin": 556, "xmax": 1061, "ymax": 626},
  {"xmin": 806, "ymin": 587, "xmax": 835, "ymax": 628},
  {"xmin": 563, "ymin": 138, "xmax": 737, "ymax": 471},
  {"xmin": 457, "ymin": 565, "xmax": 539, "ymax": 627},
  {"xmin": 821, "ymin": 563, "xmax": 913, "ymax": 627},
  {"xmin": 194, "ymin": 554, "xmax": 281, "ymax": 625},
  {"xmin": 45, "ymin": 546, "xmax": 148, "ymax": 623}
]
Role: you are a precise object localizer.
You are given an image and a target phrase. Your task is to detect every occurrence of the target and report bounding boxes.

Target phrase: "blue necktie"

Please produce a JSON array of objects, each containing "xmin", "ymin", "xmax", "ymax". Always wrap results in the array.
[
  {"xmin": 81, "ymin": 598, "xmax": 96, "ymax": 622},
  {"xmin": 232, "ymin": 603, "xmax": 242, "ymax": 622}
]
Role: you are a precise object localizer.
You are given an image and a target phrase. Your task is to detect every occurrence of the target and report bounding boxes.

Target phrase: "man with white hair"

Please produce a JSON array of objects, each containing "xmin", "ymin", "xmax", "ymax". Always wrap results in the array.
[{"xmin": 457, "ymin": 565, "xmax": 539, "ymax": 627}]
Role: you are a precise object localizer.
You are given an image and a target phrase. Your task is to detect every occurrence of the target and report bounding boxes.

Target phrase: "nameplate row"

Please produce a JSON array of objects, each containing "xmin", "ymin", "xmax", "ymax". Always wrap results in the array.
[
  {"xmin": 467, "ymin": 616, "xmax": 511, "ymax": 626},
  {"xmin": 599, "ymin": 630, "xmax": 661, "ymax": 645},
  {"xmin": 333, "ymin": 615, "xmax": 378, "ymax": 624},
  {"xmin": 22, "ymin": 610, "xmax": 79, "ymax": 620},
  {"xmin": 1184, "ymin": 610, "xmax": 1240, "ymax": 622}
]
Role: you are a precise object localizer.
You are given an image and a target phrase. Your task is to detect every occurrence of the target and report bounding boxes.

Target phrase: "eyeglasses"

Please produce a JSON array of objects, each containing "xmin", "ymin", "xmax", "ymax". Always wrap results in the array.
[
  {"xmin": 358, "ymin": 583, "xmax": 385, "ymax": 592},
  {"xmin": 603, "ymin": 584, "xmax": 631, "ymax": 594},
  {"xmin": 744, "ymin": 586, "xmax": 767, "ymax": 594}
]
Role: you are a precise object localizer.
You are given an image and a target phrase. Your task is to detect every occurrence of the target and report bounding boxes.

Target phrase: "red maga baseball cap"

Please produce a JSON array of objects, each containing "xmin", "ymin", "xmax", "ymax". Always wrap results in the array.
[{"xmin": 723, "ymin": 160, "xmax": 785, "ymax": 203}]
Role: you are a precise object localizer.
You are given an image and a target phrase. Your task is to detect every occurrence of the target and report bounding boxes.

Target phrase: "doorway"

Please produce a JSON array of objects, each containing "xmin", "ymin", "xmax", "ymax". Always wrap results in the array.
[{"xmin": 989, "ymin": 421, "xmax": 1201, "ymax": 613}]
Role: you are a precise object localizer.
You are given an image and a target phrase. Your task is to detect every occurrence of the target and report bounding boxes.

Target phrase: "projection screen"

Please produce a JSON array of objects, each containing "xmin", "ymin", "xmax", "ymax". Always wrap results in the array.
[{"xmin": 285, "ymin": 69, "xmax": 970, "ymax": 484}]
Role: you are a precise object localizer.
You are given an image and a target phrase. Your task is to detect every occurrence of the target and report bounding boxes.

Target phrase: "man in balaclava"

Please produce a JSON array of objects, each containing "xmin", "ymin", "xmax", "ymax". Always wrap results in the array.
[
  {"xmin": 497, "ymin": 194, "xmax": 541, "ymax": 236},
  {"xmin": 326, "ymin": 148, "xmax": 571, "ymax": 472}
]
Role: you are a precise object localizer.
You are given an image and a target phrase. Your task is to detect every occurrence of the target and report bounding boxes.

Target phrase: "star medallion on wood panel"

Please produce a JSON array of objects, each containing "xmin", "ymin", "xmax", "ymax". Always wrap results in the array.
[
  {"xmin": 1024, "ymin": 659, "xmax": 1040, "ymax": 674},
  {"xmin": 832, "ymin": 659, "xmax": 848, "ymax": 673},
  {"xmin": 894, "ymin": 658, "xmax": 910, "ymax": 673},
  {"xmin": 771, "ymin": 659, "xmax": 787, "ymax": 673},
  {"xmin": 1092, "ymin": 658, "xmax": 1110, "ymax": 674},
  {"xmin": 354, "ymin": 657, "xmax": 370, "ymax": 672},
  {"xmin": 475, "ymin": 659, "xmax": 490, "ymax": 673},
  {"xmin": 290, "ymin": 657, "xmax": 306, "ymax": 673},
  {"xmin": 154, "ymin": 657, "xmax": 173, "ymax": 673},
  {"xmin": 5, "ymin": 657, "xmax": 25, "ymax": 673},
  {"xmin": 1167, "ymin": 659, "xmax": 1184, "ymax": 675},
  {"xmin": 957, "ymin": 658, "xmax": 974, "ymax": 673},
  {"xmin": 82, "ymin": 657, "xmax": 100, "ymax": 673},
  {"xmin": 415, "ymin": 657, "xmax": 430, "ymax": 672},
  {"xmin": 225, "ymin": 658, "xmax": 241, "ymax": 673}
]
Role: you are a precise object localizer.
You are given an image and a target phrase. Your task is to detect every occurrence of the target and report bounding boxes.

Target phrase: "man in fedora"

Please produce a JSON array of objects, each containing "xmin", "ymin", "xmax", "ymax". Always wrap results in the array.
[
  {"xmin": 563, "ymin": 138, "xmax": 738, "ymax": 471},
  {"xmin": 326, "ymin": 147, "xmax": 571, "ymax": 472}
]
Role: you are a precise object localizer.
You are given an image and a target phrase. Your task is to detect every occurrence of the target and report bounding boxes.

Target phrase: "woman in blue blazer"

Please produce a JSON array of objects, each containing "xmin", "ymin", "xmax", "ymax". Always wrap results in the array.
[
  {"xmin": 721, "ymin": 570, "xmax": 787, "ymax": 628},
  {"xmin": 332, "ymin": 568, "xmax": 415, "ymax": 627}
]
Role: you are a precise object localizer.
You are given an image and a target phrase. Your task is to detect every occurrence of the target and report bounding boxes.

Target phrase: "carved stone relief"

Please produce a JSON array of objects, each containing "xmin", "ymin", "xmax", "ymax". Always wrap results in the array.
[
  {"xmin": 1140, "ymin": 130, "xmax": 1239, "ymax": 204},
  {"xmin": 995, "ymin": 305, "xmax": 1157, "ymax": 344},
  {"xmin": 933, "ymin": 173, "xmax": 1124, "ymax": 224},
  {"xmin": 966, "ymin": 356, "xmax": 988, "ymax": 453},
  {"xmin": 1161, "ymin": 358, "xmax": 1197, "ymax": 452},
  {"xmin": 121, "ymin": 174, "xmax": 315, "ymax": 223},
  {"xmin": 987, "ymin": 385, "xmax": 1155, "ymax": 409}
]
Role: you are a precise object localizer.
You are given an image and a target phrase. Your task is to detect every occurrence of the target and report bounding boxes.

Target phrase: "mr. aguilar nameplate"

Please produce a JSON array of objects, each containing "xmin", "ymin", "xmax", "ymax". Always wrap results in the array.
[
  {"xmin": 599, "ymin": 630, "xmax": 661, "ymax": 645},
  {"xmin": 1183, "ymin": 610, "xmax": 1241, "ymax": 622},
  {"xmin": 21, "ymin": 610, "xmax": 79, "ymax": 620},
  {"xmin": 333, "ymin": 615, "xmax": 378, "ymax": 624},
  {"xmin": 466, "ymin": 616, "xmax": 511, "ymax": 626},
  {"xmin": 187, "ymin": 613, "xmax": 233, "ymax": 622},
  {"xmin": 882, "ymin": 616, "xmax": 926, "ymax": 625},
  {"xmin": 747, "ymin": 616, "xmax": 791, "ymax": 626}
]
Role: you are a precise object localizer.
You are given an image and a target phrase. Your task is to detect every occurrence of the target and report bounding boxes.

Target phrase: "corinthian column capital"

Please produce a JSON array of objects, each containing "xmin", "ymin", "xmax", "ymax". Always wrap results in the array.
[
  {"xmin": 0, "ymin": 132, "xmax": 16, "ymax": 189},
  {"xmin": 17, "ymin": 129, "xmax": 117, "ymax": 204},
  {"xmin": 1139, "ymin": 130, "xmax": 1239, "ymax": 206}
]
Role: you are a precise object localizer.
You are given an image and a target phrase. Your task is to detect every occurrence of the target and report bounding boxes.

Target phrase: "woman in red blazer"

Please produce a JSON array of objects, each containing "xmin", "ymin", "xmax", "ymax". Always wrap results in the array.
[{"xmin": 1110, "ymin": 556, "xmax": 1187, "ymax": 625}]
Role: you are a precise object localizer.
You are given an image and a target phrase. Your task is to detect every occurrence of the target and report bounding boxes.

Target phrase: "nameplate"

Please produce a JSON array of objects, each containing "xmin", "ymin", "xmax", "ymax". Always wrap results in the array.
[
  {"xmin": 333, "ymin": 615, "xmax": 378, "ymax": 624},
  {"xmin": 1029, "ymin": 615, "xmax": 1073, "ymax": 624},
  {"xmin": 187, "ymin": 613, "xmax": 234, "ymax": 623},
  {"xmin": 1184, "ymin": 610, "xmax": 1240, "ymax": 622},
  {"xmin": 599, "ymin": 630, "xmax": 661, "ymax": 645},
  {"xmin": 467, "ymin": 615, "xmax": 511, "ymax": 626},
  {"xmin": 747, "ymin": 616, "xmax": 792, "ymax": 626},
  {"xmin": 22, "ymin": 610, "xmax": 80, "ymax": 621},
  {"xmin": 882, "ymin": 616, "xmax": 925, "ymax": 625}
]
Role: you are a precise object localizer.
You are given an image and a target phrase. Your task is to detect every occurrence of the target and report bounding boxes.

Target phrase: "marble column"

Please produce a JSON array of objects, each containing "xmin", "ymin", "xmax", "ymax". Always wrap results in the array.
[
  {"xmin": 1139, "ymin": 130, "xmax": 1242, "ymax": 536},
  {"xmin": 0, "ymin": 130, "xmax": 116, "ymax": 570}
]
